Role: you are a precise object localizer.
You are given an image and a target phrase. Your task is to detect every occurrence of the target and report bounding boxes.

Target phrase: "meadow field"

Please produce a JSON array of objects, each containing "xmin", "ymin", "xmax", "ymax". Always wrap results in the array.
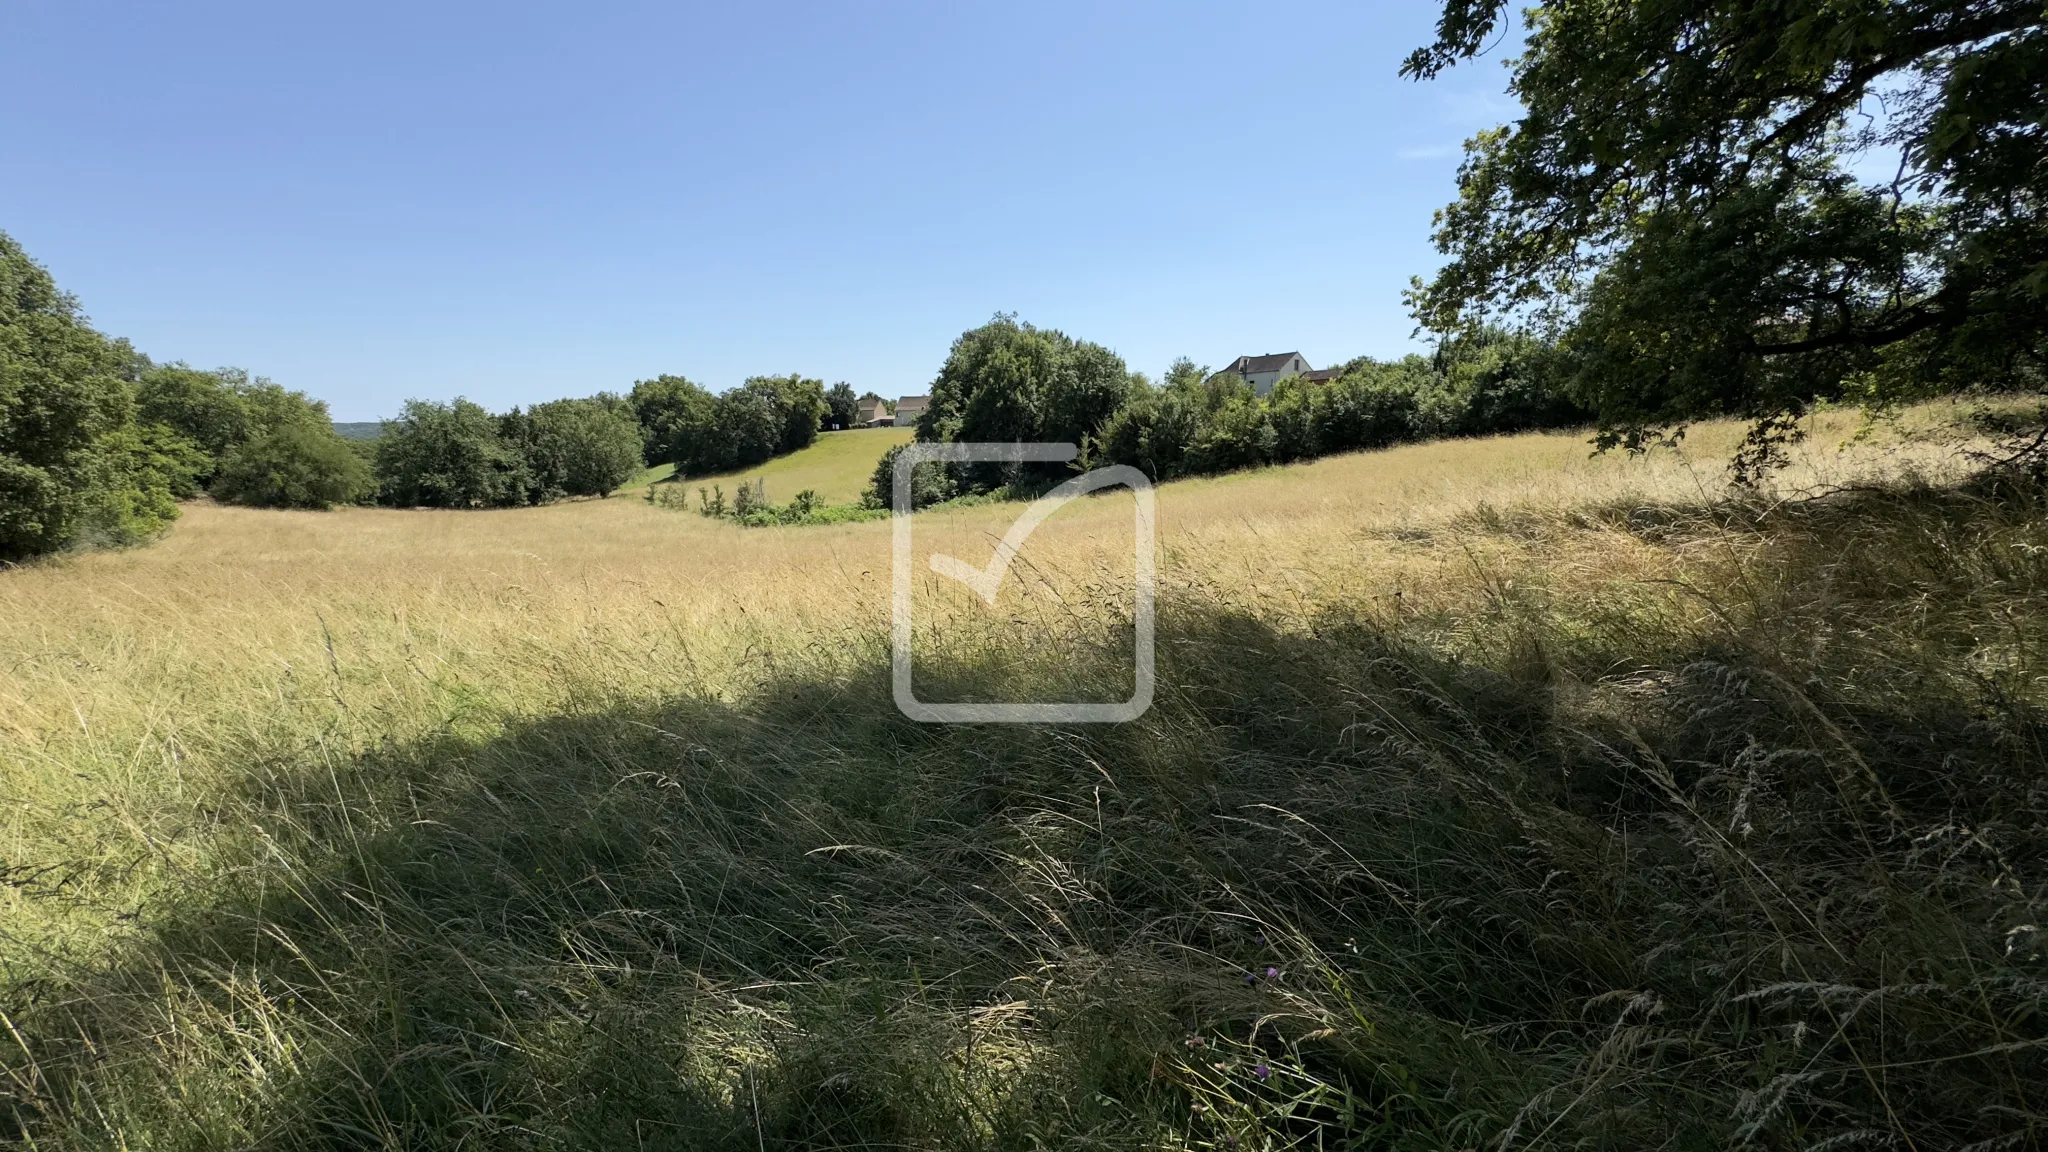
[{"xmin": 3, "ymin": 404, "xmax": 2045, "ymax": 1149}]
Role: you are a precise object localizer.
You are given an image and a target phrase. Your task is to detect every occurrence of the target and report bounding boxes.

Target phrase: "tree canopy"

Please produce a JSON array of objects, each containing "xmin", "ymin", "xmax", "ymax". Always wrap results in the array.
[
  {"xmin": 1, "ymin": 231, "xmax": 180, "ymax": 560},
  {"xmin": 516, "ymin": 396, "xmax": 644, "ymax": 498},
  {"xmin": 373, "ymin": 398, "xmax": 532, "ymax": 509},
  {"xmin": 1407, "ymin": 0, "xmax": 2046, "ymax": 472},
  {"xmin": 919, "ymin": 315, "xmax": 1136, "ymax": 484},
  {"xmin": 823, "ymin": 381, "xmax": 859, "ymax": 430}
]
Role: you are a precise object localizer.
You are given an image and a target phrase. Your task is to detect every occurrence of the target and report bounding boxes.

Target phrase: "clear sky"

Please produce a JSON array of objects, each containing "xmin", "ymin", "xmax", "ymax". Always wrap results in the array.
[{"xmin": 1, "ymin": 1, "xmax": 1520, "ymax": 421}]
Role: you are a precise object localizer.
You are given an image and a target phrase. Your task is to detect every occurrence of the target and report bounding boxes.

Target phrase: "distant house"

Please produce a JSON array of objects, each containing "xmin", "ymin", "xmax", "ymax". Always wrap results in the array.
[
  {"xmin": 1215, "ymin": 352, "xmax": 1313, "ymax": 397},
  {"xmin": 893, "ymin": 395, "xmax": 929, "ymax": 427},
  {"xmin": 856, "ymin": 396, "xmax": 893, "ymax": 427},
  {"xmin": 1299, "ymin": 367, "xmax": 1345, "ymax": 384}
]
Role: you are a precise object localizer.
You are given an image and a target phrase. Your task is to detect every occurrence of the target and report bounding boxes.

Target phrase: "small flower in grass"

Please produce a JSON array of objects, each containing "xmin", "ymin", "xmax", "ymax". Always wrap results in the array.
[
  {"xmin": 1242, "ymin": 971, "xmax": 1256, "ymax": 984},
  {"xmin": 1252, "ymin": 1062, "xmax": 1272, "ymax": 1081},
  {"xmin": 1264, "ymin": 966, "xmax": 1280, "ymax": 980}
]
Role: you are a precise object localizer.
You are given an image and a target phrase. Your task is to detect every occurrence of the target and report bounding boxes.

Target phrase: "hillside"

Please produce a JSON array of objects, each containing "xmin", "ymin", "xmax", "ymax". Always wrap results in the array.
[
  {"xmin": 661, "ymin": 424, "xmax": 912, "ymax": 505},
  {"xmin": 2, "ymin": 405, "xmax": 2043, "ymax": 1149},
  {"xmin": 330, "ymin": 420, "xmax": 384, "ymax": 440}
]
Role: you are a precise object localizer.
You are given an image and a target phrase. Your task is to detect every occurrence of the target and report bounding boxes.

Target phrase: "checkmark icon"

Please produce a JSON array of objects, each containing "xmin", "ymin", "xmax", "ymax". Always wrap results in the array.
[
  {"xmin": 928, "ymin": 469, "xmax": 1137, "ymax": 606},
  {"xmin": 891, "ymin": 442, "xmax": 1156, "ymax": 723}
]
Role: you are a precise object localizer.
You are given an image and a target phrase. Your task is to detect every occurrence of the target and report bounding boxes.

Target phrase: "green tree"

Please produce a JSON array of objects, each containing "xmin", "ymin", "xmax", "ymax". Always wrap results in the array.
[
  {"xmin": 136, "ymin": 364, "xmax": 343, "ymax": 498},
  {"xmin": 211, "ymin": 422, "xmax": 374, "ymax": 509},
  {"xmin": 0, "ymin": 231, "xmax": 179, "ymax": 560},
  {"xmin": 629, "ymin": 375, "xmax": 718, "ymax": 474},
  {"xmin": 136, "ymin": 366, "xmax": 251, "ymax": 466},
  {"xmin": 922, "ymin": 315, "xmax": 1134, "ymax": 488},
  {"xmin": 373, "ymin": 398, "xmax": 529, "ymax": 508},
  {"xmin": 710, "ymin": 381, "xmax": 785, "ymax": 470},
  {"xmin": 522, "ymin": 397, "xmax": 645, "ymax": 497},
  {"xmin": 752, "ymin": 374, "xmax": 828, "ymax": 454},
  {"xmin": 1406, "ymin": 0, "xmax": 2048, "ymax": 474},
  {"xmin": 824, "ymin": 381, "xmax": 859, "ymax": 430}
]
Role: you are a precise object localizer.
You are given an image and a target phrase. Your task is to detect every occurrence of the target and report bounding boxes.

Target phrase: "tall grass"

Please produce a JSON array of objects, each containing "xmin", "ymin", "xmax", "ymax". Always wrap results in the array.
[{"xmin": 2, "ymin": 404, "xmax": 2043, "ymax": 1149}]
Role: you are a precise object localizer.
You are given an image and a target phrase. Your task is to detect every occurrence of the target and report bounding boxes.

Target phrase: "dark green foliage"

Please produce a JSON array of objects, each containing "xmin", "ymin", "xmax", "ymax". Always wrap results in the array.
[
  {"xmin": 823, "ymin": 381, "xmax": 859, "ymax": 430},
  {"xmin": 630, "ymin": 373, "xmax": 831, "ymax": 478},
  {"xmin": 517, "ymin": 397, "xmax": 644, "ymax": 499},
  {"xmin": 921, "ymin": 314, "xmax": 1134, "ymax": 488},
  {"xmin": 867, "ymin": 442, "xmax": 956, "ymax": 510},
  {"xmin": 135, "ymin": 422, "xmax": 214, "ymax": 499},
  {"xmin": 1079, "ymin": 336, "xmax": 1582, "ymax": 482},
  {"xmin": 211, "ymin": 422, "xmax": 375, "ymax": 510},
  {"xmin": 708, "ymin": 380, "xmax": 784, "ymax": 471},
  {"xmin": 756, "ymin": 374, "xmax": 828, "ymax": 455},
  {"xmin": 373, "ymin": 399, "xmax": 531, "ymax": 509},
  {"xmin": 1315, "ymin": 360, "xmax": 1429, "ymax": 451},
  {"xmin": 136, "ymin": 366, "xmax": 252, "ymax": 464},
  {"xmin": 136, "ymin": 363, "xmax": 356, "ymax": 504},
  {"xmin": 629, "ymin": 375, "xmax": 716, "ymax": 472},
  {"xmin": 0, "ymin": 231, "xmax": 180, "ymax": 560},
  {"xmin": 1406, "ymin": 0, "xmax": 2048, "ymax": 472}
]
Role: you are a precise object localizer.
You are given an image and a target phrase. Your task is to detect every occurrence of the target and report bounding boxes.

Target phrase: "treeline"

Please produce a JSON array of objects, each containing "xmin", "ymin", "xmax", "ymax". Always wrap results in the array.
[
  {"xmin": 1, "ymin": 231, "xmax": 374, "ymax": 561},
  {"xmin": 871, "ymin": 315, "xmax": 1587, "ymax": 507},
  {"xmin": 628, "ymin": 375, "xmax": 831, "ymax": 477},
  {"xmin": 2, "ymin": 230, "xmax": 876, "ymax": 554}
]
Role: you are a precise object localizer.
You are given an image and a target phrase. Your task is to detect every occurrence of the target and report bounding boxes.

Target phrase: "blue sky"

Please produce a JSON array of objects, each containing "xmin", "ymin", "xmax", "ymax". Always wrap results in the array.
[{"xmin": 1, "ymin": 1, "xmax": 1521, "ymax": 421}]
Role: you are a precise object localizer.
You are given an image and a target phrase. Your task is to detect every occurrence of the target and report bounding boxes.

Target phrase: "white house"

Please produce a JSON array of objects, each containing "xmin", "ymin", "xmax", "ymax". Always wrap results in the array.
[
  {"xmin": 1215, "ymin": 352, "xmax": 1313, "ymax": 397},
  {"xmin": 893, "ymin": 395, "xmax": 930, "ymax": 427}
]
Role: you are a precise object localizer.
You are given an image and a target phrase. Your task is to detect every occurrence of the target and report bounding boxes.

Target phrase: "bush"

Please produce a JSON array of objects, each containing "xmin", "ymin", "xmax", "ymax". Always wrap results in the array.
[
  {"xmin": 867, "ymin": 442, "xmax": 955, "ymax": 510},
  {"xmin": 373, "ymin": 399, "xmax": 530, "ymax": 508},
  {"xmin": 518, "ymin": 397, "xmax": 644, "ymax": 498},
  {"xmin": 823, "ymin": 382, "xmax": 858, "ymax": 430},
  {"xmin": 135, "ymin": 365, "xmax": 342, "ymax": 495},
  {"xmin": 135, "ymin": 366, "xmax": 252, "ymax": 465},
  {"xmin": 1315, "ymin": 363, "xmax": 1425, "ymax": 452},
  {"xmin": 923, "ymin": 315, "xmax": 1134, "ymax": 489},
  {"xmin": 709, "ymin": 382, "xmax": 784, "ymax": 472},
  {"xmin": 1, "ymin": 230, "xmax": 179, "ymax": 560},
  {"xmin": 629, "ymin": 375, "xmax": 716, "ymax": 472},
  {"xmin": 211, "ymin": 422, "xmax": 374, "ymax": 510}
]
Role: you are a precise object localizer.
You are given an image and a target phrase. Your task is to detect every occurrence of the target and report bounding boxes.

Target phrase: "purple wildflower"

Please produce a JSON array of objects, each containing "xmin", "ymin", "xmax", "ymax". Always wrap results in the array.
[
  {"xmin": 1252, "ymin": 1062, "xmax": 1272, "ymax": 1080},
  {"xmin": 1265, "ymin": 966, "xmax": 1280, "ymax": 979}
]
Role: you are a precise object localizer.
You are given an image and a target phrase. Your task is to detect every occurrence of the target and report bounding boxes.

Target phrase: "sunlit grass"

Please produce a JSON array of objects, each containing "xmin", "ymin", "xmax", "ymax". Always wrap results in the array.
[{"xmin": 2, "ymin": 400, "xmax": 2042, "ymax": 1149}]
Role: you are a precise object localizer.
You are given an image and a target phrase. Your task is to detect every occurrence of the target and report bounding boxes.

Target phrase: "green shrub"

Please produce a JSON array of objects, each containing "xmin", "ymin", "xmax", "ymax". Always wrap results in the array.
[
  {"xmin": 0, "ymin": 230, "xmax": 180, "ymax": 560},
  {"xmin": 867, "ymin": 443, "xmax": 955, "ymax": 509},
  {"xmin": 629, "ymin": 375, "xmax": 718, "ymax": 472},
  {"xmin": 516, "ymin": 397, "xmax": 644, "ymax": 499},
  {"xmin": 922, "ymin": 314, "xmax": 1134, "ymax": 489},
  {"xmin": 211, "ymin": 422, "xmax": 374, "ymax": 509},
  {"xmin": 373, "ymin": 398, "xmax": 530, "ymax": 508}
]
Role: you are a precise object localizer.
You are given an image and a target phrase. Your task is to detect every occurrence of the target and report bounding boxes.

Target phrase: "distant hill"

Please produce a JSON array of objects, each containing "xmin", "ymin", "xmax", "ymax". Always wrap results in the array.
[{"xmin": 331, "ymin": 421, "xmax": 384, "ymax": 441}]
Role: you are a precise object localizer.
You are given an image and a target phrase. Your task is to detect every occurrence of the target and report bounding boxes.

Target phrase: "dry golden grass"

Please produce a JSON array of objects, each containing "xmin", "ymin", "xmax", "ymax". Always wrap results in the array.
[
  {"xmin": 0, "ymin": 402, "xmax": 1985, "ymax": 761},
  {"xmin": 4, "ymin": 399, "xmax": 2041, "ymax": 1149}
]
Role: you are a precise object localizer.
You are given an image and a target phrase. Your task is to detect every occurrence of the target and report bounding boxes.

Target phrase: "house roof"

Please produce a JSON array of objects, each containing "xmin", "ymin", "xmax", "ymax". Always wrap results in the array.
[
  {"xmin": 1224, "ymin": 352, "xmax": 1308, "ymax": 375},
  {"xmin": 894, "ymin": 394, "xmax": 931, "ymax": 412},
  {"xmin": 1299, "ymin": 367, "xmax": 1344, "ymax": 383}
]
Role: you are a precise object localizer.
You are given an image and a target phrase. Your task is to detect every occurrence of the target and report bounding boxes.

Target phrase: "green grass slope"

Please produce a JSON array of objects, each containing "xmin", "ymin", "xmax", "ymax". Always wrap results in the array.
[{"xmin": 669, "ymin": 425, "xmax": 912, "ymax": 506}]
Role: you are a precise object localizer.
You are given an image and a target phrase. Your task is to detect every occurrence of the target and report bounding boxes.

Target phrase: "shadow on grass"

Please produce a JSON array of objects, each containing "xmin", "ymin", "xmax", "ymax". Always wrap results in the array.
[{"xmin": 8, "ymin": 478, "xmax": 2048, "ymax": 1150}]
